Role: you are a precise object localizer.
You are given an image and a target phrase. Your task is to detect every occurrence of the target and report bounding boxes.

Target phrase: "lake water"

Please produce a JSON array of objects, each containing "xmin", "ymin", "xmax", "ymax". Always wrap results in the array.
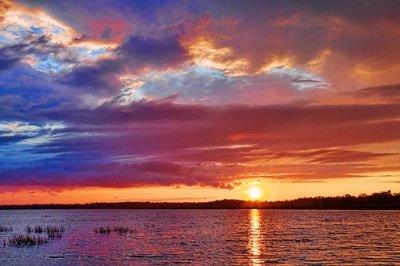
[{"xmin": 0, "ymin": 209, "xmax": 399, "ymax": 265}]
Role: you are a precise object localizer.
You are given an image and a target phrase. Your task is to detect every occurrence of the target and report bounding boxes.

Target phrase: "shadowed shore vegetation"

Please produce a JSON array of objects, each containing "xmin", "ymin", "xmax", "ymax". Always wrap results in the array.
[{"xmin": 1, "ymin": 191, "xmax": 399, "ymax": 210}]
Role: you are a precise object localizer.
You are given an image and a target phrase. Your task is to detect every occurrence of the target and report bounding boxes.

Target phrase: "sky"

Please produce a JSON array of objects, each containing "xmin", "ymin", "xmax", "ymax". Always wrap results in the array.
[{"xmin": 0, "ymin": 0, "xmax": 400, "ymax": 204}]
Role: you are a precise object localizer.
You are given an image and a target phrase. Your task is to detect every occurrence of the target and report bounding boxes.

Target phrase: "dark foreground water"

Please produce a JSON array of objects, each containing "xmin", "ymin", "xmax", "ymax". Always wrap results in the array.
[{"xmin": 0, "ymin": 209, "xmax": 399, "ymax": 265}]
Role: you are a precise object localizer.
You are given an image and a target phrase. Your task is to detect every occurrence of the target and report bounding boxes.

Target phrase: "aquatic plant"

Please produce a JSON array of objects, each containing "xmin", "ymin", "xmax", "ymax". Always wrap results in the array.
[
  {"xmin": 25, "ymin": 225, "xmax": 44, "ymax": 233},
  {"xmin": 35, "ymin": 225, "xmax": 44, "ymax": 233},
  {"xmin": 24, "ymin": 225, "xmax": 65, "ymax": 239},
  {"xmin": 0, "ymin": 226, "xmax": 13, "ymax": 232},
  {"xmin": 47, "ymin": 231, "xmax": 63, "ymax": 239},
  {"xmin": 46, "ymin": 225, "xmax": 65, "ymax": 233},
  {"xmin": 5, "ymin": 234, "xmax": 48, "ymax": 247},
  {"xmin": 94, "ymin": 226, "xmax": 111, "ymax": 234},
  {"xmin": 46, "ymin": 226, "xmax": 65, "ymax": 239},
  {"xmin": 25, "ymin": 225, "xmax": 65, "ymax": 234},
  {"xmin": 94, "ymin": 226, "xmax": 135, "ymax": 234},
  {"xmin": 114, "ymin": 226, "xmax": 130, "ymax": 234}
]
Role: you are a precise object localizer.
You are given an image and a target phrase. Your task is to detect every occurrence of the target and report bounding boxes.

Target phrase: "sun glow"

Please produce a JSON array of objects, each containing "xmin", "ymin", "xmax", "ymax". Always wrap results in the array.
[{"xmin": 248, "ymin": 187, "xmax": 262, "ymax": 201}]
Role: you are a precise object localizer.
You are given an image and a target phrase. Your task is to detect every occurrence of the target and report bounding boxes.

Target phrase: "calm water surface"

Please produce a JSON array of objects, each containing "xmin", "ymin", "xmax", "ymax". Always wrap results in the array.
[{"xmin": 0, "ymin": 209, "xmax": 399, "ymax": 265}]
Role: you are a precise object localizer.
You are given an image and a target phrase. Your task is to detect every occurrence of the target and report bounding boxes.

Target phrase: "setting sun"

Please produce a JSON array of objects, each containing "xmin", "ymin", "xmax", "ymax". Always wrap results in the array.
[{"xmin": 248, "ymin": 187, "xmax": 262, "ymax": 201}]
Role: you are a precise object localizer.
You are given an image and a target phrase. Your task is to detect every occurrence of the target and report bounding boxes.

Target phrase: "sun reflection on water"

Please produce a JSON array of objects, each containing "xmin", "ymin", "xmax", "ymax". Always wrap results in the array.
[{"xmin": 248, "ymin": 209, "xmax": 263, "ymax": 265}]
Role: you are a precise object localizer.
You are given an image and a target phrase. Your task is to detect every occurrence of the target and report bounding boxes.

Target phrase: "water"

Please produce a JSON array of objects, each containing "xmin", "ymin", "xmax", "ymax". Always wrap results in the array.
[{"xmin": 0, "ymin": 209, "xmax": 399, "ymax": 265}]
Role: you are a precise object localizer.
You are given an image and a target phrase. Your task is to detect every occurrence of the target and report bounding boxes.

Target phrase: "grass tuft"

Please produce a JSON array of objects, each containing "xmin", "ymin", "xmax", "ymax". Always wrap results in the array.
[
  {"xmin": 46, "ymin": 226, "xmax": 65, "ymax": 239},
  {"xmin": 4, "ymin": 234, "xmax": 48, "ymax": 247},
  {"xmin": 94, "ymin": 226, "xmax": 111, "ymax": 234},
  {"xmin": 114, "ymin": 226, "xmax": 130, "ymax": 234},
  {"xmin": 24, "ymin": 225, "xmax": 65, "ymax": 239},
  {"xmin": 94, "ymin": 226, "xmax": 135, "ymax": 235}
]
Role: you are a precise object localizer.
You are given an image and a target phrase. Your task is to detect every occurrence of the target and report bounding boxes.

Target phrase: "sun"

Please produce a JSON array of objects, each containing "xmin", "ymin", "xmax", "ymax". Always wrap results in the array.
[{"xmin": 248, "ymin": 187, "xmax": 262, "ymax": 201}]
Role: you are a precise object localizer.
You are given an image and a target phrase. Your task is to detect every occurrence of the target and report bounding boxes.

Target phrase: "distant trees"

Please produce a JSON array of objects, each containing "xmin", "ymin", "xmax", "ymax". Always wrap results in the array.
[
  {"xmin": 265, "ymin": 190, "xmax": 400, "ymax": 209},
  {"xmin": 0, "ymin": 191, "xmax": 399, "ymax": 210}
]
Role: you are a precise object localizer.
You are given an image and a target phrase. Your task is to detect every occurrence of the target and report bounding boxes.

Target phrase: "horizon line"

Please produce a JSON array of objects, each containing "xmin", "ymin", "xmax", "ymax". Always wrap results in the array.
[{"xmin": 0, "ymin": 190, "xmax": 397, "ymax": 209}]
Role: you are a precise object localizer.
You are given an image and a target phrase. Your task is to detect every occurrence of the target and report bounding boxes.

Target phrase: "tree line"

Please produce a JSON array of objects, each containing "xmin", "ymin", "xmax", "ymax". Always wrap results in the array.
[{"xmin": 1, "ymin": 191, "xmax": 399, "ymax": 210}]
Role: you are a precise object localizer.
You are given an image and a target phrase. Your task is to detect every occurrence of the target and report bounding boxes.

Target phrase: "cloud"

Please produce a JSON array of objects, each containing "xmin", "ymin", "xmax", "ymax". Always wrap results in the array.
[
  {"xmin": 60, "ymin": 34, "xmax": 189, "ymax": 97},
  {"xmin": 60, "ymin": 58, "xmax": 122, "ymax": 95},
  {"xmin": 273, "ymin": 149, "xmax": 395, "ymax": 164},
  {"xmin": 12, "ymin": 0, "xmax": 400, "ymax": 89},
  {"xmin": 0, "ymin": 99, "xmax": 399, "ymax": 189},
  {"xmin": 175, "ymin": 0, "xmax": 400, "ymax": 90},
  {"xmin": 354, "ymin": 84, "xmax": 400, "ymax": 103},
  {"xmin": 0, "ymin": 35, "xmax": 78, "ymax": 73},
  {"xmin": 0, "ymin": 0, "xmax": 10, "ymax": 22},
  {"xmin": 0, "ymin": 0, "xmax": 116, "ymax": 77},
  {"xmin": 118, "ymin": 35, "xmax": 188, "ymax": 70},
  {"xmin": 17, "ymin": 0, "xmax": 197, "ymax": 41},
  {"xmin": 0, "ymin": 160, "xmax": 233, "ymax": 189},
  {"xmin": 0, "ymin": 45, "xmax": 19, "ymax": 70}
]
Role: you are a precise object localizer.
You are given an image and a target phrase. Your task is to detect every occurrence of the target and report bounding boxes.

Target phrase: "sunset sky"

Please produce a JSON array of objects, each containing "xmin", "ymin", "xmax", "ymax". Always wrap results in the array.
[{"xmin": 1, "ymin": 0, "xmax": 400, "ymax": 204}]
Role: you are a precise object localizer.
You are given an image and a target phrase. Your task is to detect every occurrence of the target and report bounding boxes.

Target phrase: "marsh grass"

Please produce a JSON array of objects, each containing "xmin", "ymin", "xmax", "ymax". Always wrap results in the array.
[
  {"xmin": 0, "ymin": 226, "xmax": 12, "ymax": 232},
  {"xmin": 25, "ymin": 225, "xmax": 65, "ymax": 236},
  {"xmin": 46, "ymin": 226, "xmax": 65, "ymax": 239},
  {"xmin": 4, "ymin": 234, "xmax": 48, "ymax": 247},
  {"xmin": 94, "ymin": 226, "xmax": 135, "ymax": 235},
  {"xmin": 4, "ymin": 225, "xmax": 65, "ymax": 247},
  {"xmin": 47, "ymin": 231, "xmax": 63, "ymax": 239},
  {"xmin": 25, "ymin": 225, "xmax": 43, "ymax": 233},
  {"xmin": 94, "ymin": 226, "xmax": 111, "ymax": 234},
  {"xmin": 114, "ymin": 226, "xmax": 131, "ymax": 234}
]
